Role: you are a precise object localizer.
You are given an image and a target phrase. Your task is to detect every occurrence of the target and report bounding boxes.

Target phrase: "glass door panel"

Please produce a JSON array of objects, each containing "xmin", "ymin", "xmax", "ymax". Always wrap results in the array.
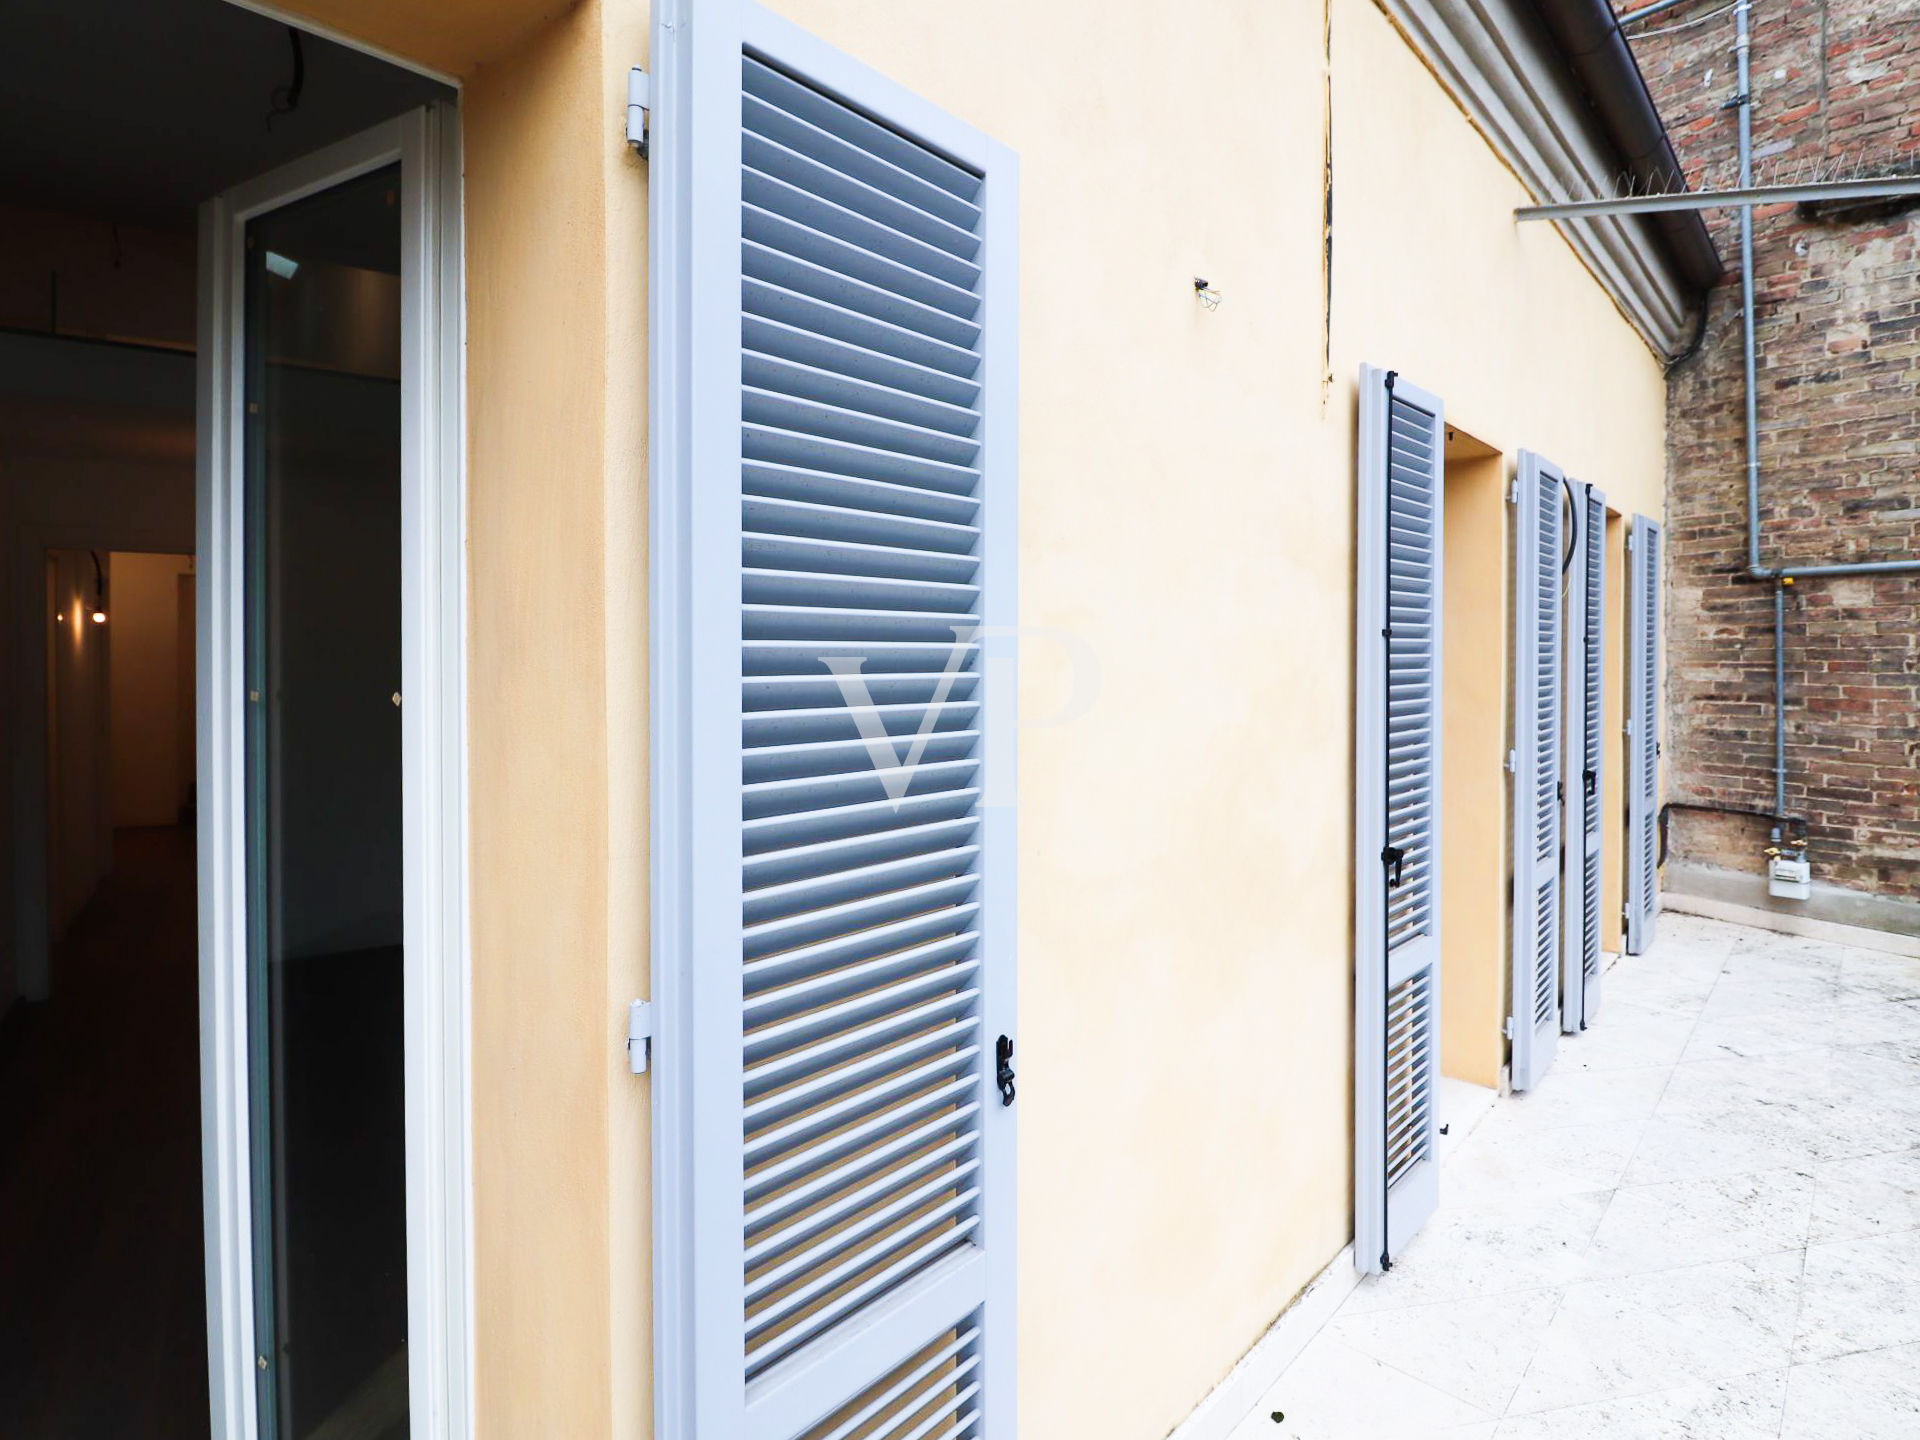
[{"xmin": 243, "ymin": 162, "xmax": 408, "ymax": 1440}]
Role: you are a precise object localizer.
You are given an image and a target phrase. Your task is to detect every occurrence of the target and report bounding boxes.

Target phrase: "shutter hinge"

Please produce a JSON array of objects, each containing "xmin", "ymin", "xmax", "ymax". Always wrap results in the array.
[
  {"xmin": 627, "ymin": 998, "xmax": 654, "ymax": 1075},
  {"xmin": 1503, "ymin": 1015, "xmax": 1515, "ymax": 1040},
  {"xmin": 1505, "ymin": 748, "xmax": 1517, "ymax": 774},
  {"xmin": 1508, "ymin": 477, "xmax": 1521, "ymax": 505},
  {"xmin": 626, "ymin": 68, "xmax": 652, "ymax": 156}
]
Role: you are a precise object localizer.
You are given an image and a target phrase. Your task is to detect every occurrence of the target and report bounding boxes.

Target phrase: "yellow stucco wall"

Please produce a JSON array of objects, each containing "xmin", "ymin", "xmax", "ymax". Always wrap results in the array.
[
  {"xmin": 1440, "ymin": 447, "xmax": 1511, "ymax": 1089},
  {"xmin": 1331, "ymin": 0, "xmax": 1669, "ymax": 1089},
  {"xmin": 267, "ymin": 0, "xmax": 1673, "ymax": 1434}
]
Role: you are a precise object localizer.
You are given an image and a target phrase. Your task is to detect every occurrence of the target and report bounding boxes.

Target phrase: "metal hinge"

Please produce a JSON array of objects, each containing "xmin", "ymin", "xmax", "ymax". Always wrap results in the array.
[
  {"xmin": 1503, "ymin": 1016, "xmax": 1515, "ymax": 1040},
  {"xmin": 626, "ymin": 68, "xmax": 652, "ymax": 156},
  {"xmin": 627, "ymin": 999, "xmax": 654, "ymax": 1075},
  {"xmin": 1505, "ymin": 748, "xmax": 1517, "ymax": 774},
  {"xmin": 1508, "ymin": 477, "xmax": 1521, "ymax": 505}
]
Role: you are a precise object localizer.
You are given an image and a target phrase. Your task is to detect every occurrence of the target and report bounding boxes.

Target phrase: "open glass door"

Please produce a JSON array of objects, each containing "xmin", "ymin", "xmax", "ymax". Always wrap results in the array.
[
  {"xmin": 198, "ymin": 109, "xmax": 468, "ymax": 1440},
  {"xmin": 243, "ymin": 159, "xmax": 409, "ymax": 1440}
]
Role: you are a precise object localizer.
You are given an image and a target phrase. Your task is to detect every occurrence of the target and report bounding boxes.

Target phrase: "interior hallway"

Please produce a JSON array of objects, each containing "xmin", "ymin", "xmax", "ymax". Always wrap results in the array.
[
  {"xmin": 0, "ymin": 825, "xmax": 207, "ymax": 1438},
  {"xmin": 1237, "ymin": 914, "xmax": 1920, "ymax": 1439}
]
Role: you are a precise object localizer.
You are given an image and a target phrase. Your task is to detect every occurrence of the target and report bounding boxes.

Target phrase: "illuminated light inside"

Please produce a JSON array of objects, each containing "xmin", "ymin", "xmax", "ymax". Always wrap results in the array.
[{"xmin": 91, "ymin": 610, "xmax": 108, "ymax": 625}]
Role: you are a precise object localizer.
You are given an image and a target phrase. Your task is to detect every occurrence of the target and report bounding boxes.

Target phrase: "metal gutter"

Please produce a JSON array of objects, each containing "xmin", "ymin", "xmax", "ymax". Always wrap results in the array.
[{"xmin": 1525, "ymin": 0, "xmax": 1726, "ymax": 290}]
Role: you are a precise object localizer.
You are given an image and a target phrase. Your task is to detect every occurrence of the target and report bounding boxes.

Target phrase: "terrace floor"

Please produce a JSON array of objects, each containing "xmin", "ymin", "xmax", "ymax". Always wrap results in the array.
[{"xmin": 1235, "ymin": 912, "xmax": 1920, "ymax": 1439}]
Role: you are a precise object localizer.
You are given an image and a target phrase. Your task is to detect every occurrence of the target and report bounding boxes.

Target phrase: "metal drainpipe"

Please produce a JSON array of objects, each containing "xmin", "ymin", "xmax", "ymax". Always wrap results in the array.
[
  {"xmin": 1724, "ymin": 1, "xmax": 1787, "ymax": 847},
  {"xmin": 1618, "ymin": 0, "xmax": 1694, "ymax": 29},
  {"xmin": 1736, "ymin": 0, "xmax": 1762, "ymax": 575},
  {"xmin": 1774, "ymin": 580, "xmax": 1788, "ymax": 822},
  {"xmin": 1679, "ymin": 0, "xmax": 1917, "ymax": 867}
]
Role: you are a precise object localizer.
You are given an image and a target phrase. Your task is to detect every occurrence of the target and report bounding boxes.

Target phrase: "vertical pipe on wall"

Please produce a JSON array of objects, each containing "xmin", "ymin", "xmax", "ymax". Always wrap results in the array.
[
  {"xmin": 1773, "ymin": 580, "xmax": 1787, "ymax": 829},
  {"xmin": 1735, "ymin": 0, "xmax": 1761, "ymax": 576}
]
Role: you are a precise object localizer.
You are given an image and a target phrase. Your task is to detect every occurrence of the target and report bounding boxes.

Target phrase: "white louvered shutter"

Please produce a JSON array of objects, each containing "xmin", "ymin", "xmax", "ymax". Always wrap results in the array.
[
  {"xmin": 1354, "ymin": 365, "xmax": 1444, "ymax": 1275},
  {"xmin": 1510, "ymin": 452, "xmax": 1563, "ymax": 1092},
  {"xmin": 1626, "ymin": 515, "xmax": 1663, "ymax": 955},
  {"xmin": 1561, "ymin": 485, "xmax": 1607, "ymax": 1029},
  {"xmin": 649, "ymin": 5, "xmax": 1017, "ymax": 1437}
]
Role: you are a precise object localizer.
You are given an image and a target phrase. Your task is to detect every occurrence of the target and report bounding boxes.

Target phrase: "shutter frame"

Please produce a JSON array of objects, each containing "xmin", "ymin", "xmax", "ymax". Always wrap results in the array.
[
  {"xmin": 1355, "ymin": 364, "xmax": 1445, "ymax": 1275},
  {"xmin": 1510, "ymin": 452, "xmax": 1563, "ymax": 1091},
  {"xmin": 1562, "ymin": 484, "xmax": 1607, "ymax": 1030},
  {"xmin": 650, "ymin": 4, "xmax": 1018, "ymax": 1434},
  {"xmin": 1626, "ymin": 514, "xmax": 1662, "ymax": 955}
]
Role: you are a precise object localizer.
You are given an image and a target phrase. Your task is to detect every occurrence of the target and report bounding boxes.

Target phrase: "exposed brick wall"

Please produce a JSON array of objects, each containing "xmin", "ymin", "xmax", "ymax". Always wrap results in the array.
[{"xmin": 1622, "ymin": 0, "xmax": 1920, "ymax": 899}]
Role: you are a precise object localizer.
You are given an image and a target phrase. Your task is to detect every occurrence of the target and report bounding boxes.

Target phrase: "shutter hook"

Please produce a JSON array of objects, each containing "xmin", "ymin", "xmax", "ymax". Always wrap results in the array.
[
  {"xmin": 994, "ymin": 1035, "xmax": 1016, "ymax": 1106},
  {"xmin": 1382, "ymin": 844, "xmax": 1407, "ymax": 887}
]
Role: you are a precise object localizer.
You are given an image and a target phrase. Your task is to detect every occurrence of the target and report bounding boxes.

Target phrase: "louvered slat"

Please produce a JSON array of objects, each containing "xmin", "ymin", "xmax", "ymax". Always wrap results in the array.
[
  {"xmin": 1627, "ymin": 516, "xmax": 1662, "ymax": 953},
  {"xmin": 1511, "ymin": 453, "xmax": 1563, "ymax": 1090},
  {"xmin": 736, "ymin": 43, "xmax": 996, "ymax": 1416},
  {"xmin": 1356, "ymin": 366, "xmax": 1445, "ymax": 1275},
  {"xmin": 658, "ymin": 12, "xmax": 1013, "ymax": 1437},
  {"xmin": 1563, "ymin": 484, "xmax": 1609, "ymax": 1032}
]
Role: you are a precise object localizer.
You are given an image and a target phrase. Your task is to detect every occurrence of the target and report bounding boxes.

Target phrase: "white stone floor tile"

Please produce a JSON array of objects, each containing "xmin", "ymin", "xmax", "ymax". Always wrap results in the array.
[
  {"xmin": 1228, "ymin": 1334, "xmax": 1495, "ymax": 1440},
  {"xmin": 1243, "ymin": 916, "xmax": 1920, "ymax": 1438},
  {"xmin": 1505, "ymin": 1252, "xmax": 1803, "ymax": 1415},
  {"xmin": 1779, "ymin": 1344, "xmax": 1920, "ymax": 1439},
  {"xmin": 1806, "ymin": 1146, "xmax": 1920, "ymax": 1245},
  {"xmin": 1491, "ymin": 1371, "xmax": 1787, "ymax": 1439},
  {"xmin": 1327, "ymin": 1290, "xmax": 1561, "ymax": 1415},
  {"xmin": 1791, "ymin": 1227, "xmax": 1920, "ymax": 1362}
]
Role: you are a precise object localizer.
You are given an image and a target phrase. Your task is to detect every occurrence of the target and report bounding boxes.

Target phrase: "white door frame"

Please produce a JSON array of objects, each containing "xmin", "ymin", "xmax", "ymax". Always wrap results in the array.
[{"xmin": 195, "ymin": 104, "xmax": 471, "ymax": 1440}]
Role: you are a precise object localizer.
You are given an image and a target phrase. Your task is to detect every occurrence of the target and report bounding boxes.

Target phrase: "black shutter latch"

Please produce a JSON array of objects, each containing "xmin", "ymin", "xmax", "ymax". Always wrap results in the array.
[
  {"xmin": 995, "ymin": 1035, "xmax": 1016, "ymax": 1107},
  {"xmin": 1381, "ymin": 845, "xmax": 1407, "ymax": 887}
]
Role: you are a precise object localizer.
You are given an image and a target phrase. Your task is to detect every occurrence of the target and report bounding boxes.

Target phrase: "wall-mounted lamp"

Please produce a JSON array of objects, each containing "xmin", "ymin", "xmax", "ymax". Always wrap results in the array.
[
  {"xmin": 89, "ymin": 550, "xmax": 108, "ymax": 625},
  {"xmin": 1194, "ymin": 276, "xmax": 1222, "ymax": 312}
]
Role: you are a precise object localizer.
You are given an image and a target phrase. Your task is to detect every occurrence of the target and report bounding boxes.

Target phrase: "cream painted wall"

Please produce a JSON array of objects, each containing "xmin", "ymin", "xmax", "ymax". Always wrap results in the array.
[
  {"xmin": 754, "ymin": 5, "xmax": 1343, "ymax": 1437},
  {"xmin": 1440, "ymin": 450, "xmax": 1510, "ymax": 1089},
  {"xmin": 108, "ymin": 551, "xmax": 194, "ymax": 829},
  {"xmin": 1331, "ymin": 0, "xmax": 1669, "ymax": 1111},
  {"xmin": 279, "ymin": 0, "xmax": 1675, "ymax": 1435}
]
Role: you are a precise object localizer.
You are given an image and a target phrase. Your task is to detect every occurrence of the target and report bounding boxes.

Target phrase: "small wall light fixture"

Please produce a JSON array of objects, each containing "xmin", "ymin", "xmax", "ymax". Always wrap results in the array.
[
  {"xmin": 89, "ymin": 550, "xmax": 108, "ymax": 625},
  {"xmin": 1194, "ymin": 276, "xmax": 1222, "ymax": 311}
]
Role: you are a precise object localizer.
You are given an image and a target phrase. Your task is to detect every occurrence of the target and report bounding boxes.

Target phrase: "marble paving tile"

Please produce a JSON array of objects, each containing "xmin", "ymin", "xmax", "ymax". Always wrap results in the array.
[
  {"xmin": 1679, "ymin": 1007, "xmax": 1839, "ymax": 1063},
  {"xmin": 1341, "ymin": 1194, "xmax": 1610, "ymax": 1315},
  {"xmin": 1244, "ymin": 917, "xmax": 1920, "ymax": 1438},
  {"xmin": 1793, "ymin": 1228, "xmax": 1920, "ymax": 1362},
  {"xmin": 1693, "ymin": 968, "xmax": 1842, "ymax": 1024},
  {"xmin": 1506, "ymin": 1251, "xmax": 1803, "ymax": 1415},
  {"xmin": 1807, "ymin": 1148, "xmax": 1920, "ymax": 1246},
  {"xmin": 1604, "ymin": 965, "xmax": 1722, "ymax": 1018},
  {"xmin": 1328, "ymin": 1289, "xmax": 1562, "ymax": 1415},
  {"xmin": 1620, "ymin": 1105, "xmax": 1825, "ymax": 1187},
  {"xmin": 1656, "ymin": 1048, "xmax": 1837, "ymax": 1117},
  {"xmin": 1440, "ymin": 1120, "xmax": 1642, "ymax": 1208},
  {"xmin": 1482, "ymin": 1067, "xmax": 1670, "ymax": 1134},
  {"xmin": 1491, "ymin": 1371, "xmax": 1787, "ymax": 1439},
  {"xmin": 1834, "ymin": 949, "xmax": 1920, "ymax": 1005},
  {"xmin": 1780, "ymin": 1344, "xmax": 1920, "ymax": 1439},
  {"xmin": 1557, "ymin": 1002, "xmax": 1697, "ymax": 1073},
  {"xmin": 1231, "ymin": 1334, "xmax": 1495, "ymax": 1440},
  {"xmin": 1580, "ymin": 1167, "xmax": 1815, "ymax": 1278}
]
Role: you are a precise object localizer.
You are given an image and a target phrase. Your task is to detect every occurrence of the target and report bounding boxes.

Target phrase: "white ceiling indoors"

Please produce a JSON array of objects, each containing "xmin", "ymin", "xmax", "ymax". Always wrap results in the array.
[{"xmin": 0, "ymin": 0, "xmax": 452, "ymax": 233}]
